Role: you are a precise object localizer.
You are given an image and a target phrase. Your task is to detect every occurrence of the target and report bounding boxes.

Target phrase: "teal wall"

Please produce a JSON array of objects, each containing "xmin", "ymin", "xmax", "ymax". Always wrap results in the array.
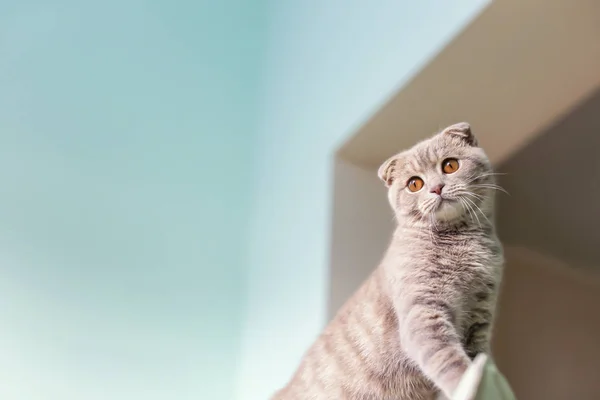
[
  {"xmin": 237, "ymin": 1, "xmax": 490, "ymax": 399},
  {"xmin": 0, "ymin": 1, "xmax": 265, "ymax": 399}
]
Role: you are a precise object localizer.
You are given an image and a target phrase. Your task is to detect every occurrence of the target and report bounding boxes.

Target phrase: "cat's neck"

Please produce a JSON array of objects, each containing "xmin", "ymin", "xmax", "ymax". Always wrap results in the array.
[{"xmin": 395, "ymin": 216, "xmax": 496, "ymax": 239}]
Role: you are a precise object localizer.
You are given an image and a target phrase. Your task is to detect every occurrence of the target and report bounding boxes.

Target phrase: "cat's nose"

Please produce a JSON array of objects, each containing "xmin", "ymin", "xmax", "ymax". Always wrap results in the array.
[{"xmin": 430, "ymin": 184, "xmax": 445, "ymax": 195}]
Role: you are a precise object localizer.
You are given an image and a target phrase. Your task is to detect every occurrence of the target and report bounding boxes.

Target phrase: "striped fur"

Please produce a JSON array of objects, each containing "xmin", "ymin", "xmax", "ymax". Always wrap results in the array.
[{"xmin": 273, "ymin": 123, "xmax": 504, "ymax": 400}]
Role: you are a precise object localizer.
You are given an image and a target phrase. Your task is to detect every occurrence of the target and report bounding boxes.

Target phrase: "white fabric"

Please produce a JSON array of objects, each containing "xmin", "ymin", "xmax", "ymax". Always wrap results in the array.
[{"xmin": 452, "ymin": 354, "xmax": 516, "ymax": 400}]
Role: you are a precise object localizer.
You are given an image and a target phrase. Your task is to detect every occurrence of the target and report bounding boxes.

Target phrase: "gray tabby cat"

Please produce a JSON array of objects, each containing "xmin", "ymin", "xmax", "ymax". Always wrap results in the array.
[{"xmin": 272, "ymin": 122, "xmax": 504, "ymax": 400}]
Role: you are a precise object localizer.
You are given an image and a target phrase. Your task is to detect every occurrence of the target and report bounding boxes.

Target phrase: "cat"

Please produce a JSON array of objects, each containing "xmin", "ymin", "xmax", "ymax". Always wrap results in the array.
[{"xmin": 271, "ymin": 122, "xmax": 504, "ymax": 400}]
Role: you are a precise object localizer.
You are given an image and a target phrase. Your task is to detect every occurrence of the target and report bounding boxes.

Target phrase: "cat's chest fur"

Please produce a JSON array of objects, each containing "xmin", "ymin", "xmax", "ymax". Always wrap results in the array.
[
  {"xmin": 387, "ymin": 228, "xmax": 504, "ymax": 322},
  {"xmin": 400, "ymin": 229, "xmax": 502, "ymax": 278}
]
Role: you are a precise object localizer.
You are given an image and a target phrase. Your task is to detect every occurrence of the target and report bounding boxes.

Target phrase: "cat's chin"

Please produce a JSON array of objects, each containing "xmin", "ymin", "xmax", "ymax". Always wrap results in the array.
[{"xmin": 432, "ymin": 199, "xmax": 464, "ymax": 222}]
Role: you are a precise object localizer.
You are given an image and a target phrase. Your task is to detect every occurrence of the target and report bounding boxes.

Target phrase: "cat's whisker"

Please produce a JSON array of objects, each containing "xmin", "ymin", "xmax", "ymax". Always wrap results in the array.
[
  {"xmin": 472, "ymin": 182, "xmax": 506, "ymax": 188},
  {"xmin": 471, "ymin": 183, "xmax": 510, "ymax": 196},
  {"xmin": 461, "ymin": 191, "xmax": 486, "ymax": 202},
  {"xmin": 466, "ymin": 172, "xmax": 507, "ymax": 183},
  {"xmin": 463, "ymin": 196, "xmax": 491, "ymax": 226},
  {"xmin": 460, "ymin": 198, "xmax": 474, "ymax": 224},
  {"xmin": 465, "ymin": 193, "xmax": 485, "ymax": 203},
  {"xmin": 470, "ymin": 204, "xmax": 482, "ymax": 229},
  {"xmin": 461, "ymin": 196, "xmax": 481, "ymax": 229},
  {"xmin": 457, "ymin": 198, "xmax": 469, "ymax": 220},
  {"xmin": 472, "ymin": 171, "xmax": 506, "ymax": 178},
  {"xmin": 458, "ymin": 197, "xmax": 476, "ymax": 226}
]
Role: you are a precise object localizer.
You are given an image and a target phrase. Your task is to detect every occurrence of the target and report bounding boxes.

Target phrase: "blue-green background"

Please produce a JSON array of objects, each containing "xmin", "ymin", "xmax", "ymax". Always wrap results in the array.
[
  {"xmin": 1, "ymin": 1, "xmax": 265, "ymax": 399},
  {"xmin": 0, "ymin": 1, "xmax": 488, "ymax": 399}
]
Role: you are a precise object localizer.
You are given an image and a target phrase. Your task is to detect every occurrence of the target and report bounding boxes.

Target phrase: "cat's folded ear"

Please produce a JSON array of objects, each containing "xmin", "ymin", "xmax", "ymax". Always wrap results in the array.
[
  {"xmin": 378, "ymin": 156, "xmax": 398, "ymax": 187},
  {"xmin": 441, "ymin": 122, "xmax": 478, "ymax": 146}
]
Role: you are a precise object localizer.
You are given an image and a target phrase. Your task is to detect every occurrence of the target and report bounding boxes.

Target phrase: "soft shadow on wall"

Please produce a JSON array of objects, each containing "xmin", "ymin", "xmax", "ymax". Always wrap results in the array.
[
  {"xmin": 496, "ymin": 87, "xmax": 600, "ymax": 271},
  {"xmin": 493, "ymin": 87, "xmax": 600, "ymax": 400}
]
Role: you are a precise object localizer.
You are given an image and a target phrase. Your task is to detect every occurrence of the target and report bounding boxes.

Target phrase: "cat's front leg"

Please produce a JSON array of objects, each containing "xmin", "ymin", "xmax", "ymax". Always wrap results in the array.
[
  {"xmin": 464, "ymin": 320, "xmax": 492, "ymax": 360},
  {"xmin": 396, "ymin": 295, "xmax": 471, "ymax": 399},
  {"xmin": 464, "ymin": 289, "xmax": 496, "ymax": 359}
]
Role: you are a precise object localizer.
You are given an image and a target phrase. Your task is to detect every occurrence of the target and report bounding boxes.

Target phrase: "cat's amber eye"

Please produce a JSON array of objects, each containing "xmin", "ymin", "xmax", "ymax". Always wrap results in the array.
[
  {"xmin": 407, "ymin": 177, "xmax": 424, "ymax": 192},
  {"xmin": 442, "ymin": 158, "xmax": 459, "ymax": 174}
]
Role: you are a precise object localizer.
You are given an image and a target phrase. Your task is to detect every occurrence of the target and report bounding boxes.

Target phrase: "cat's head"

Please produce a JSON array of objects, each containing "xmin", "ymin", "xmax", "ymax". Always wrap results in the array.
[{"xmin": 378, "ymin": 122, "xmax": 496, "ymax": 225}]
